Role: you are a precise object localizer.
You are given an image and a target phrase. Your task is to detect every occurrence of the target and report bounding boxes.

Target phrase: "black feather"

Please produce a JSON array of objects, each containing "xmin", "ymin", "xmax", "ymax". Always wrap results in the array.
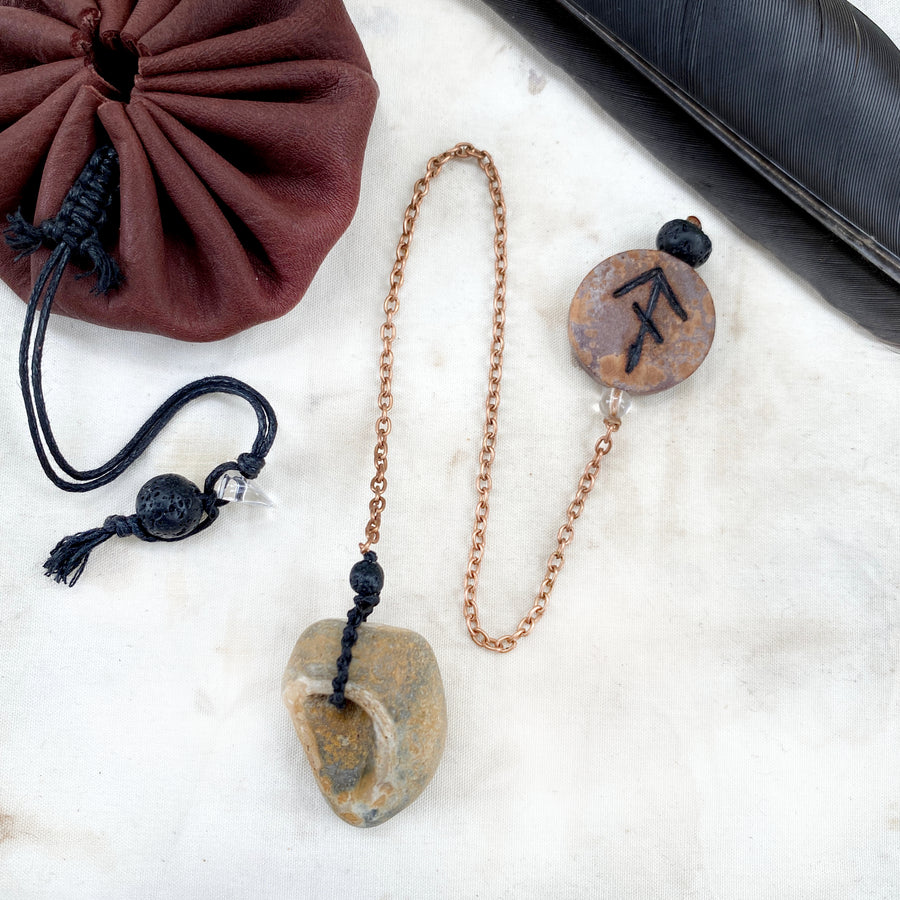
[{"xmin": 480, "ymin": 0, "xmax": 900, "ymax": 345}]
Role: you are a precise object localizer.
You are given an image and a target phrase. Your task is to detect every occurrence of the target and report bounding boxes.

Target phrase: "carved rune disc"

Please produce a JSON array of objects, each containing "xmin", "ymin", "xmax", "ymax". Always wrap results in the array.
[{"xmin": 568, "ymin": 249, "xmax": 715, "ymax": 395}]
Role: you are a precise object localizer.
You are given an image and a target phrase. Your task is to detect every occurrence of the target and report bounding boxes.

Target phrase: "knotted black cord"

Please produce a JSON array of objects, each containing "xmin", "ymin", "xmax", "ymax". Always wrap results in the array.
[
  {"xmin": 330, "ymin": 551, "xmax": 384, "ymax": 708},
  {"xmin": 4, "ymin": 146, "xmax": 278, "ymax": 584}
]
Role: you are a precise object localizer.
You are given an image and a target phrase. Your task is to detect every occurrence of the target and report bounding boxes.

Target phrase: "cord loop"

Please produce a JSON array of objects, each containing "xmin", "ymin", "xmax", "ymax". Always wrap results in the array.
[{"xmin": 6, "ymin": 146, "xmax": 278, "ymax": 585}]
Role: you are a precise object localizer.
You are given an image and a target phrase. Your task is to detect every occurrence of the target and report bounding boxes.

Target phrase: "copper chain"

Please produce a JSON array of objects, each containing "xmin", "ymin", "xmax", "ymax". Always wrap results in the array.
[{"xmin": 360, "ymin": 143, "xmax": 621, "ymax": 652}]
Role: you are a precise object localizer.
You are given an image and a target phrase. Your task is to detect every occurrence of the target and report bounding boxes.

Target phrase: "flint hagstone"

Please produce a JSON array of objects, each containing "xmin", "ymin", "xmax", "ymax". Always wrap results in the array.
[{"xmin": 282, "ymin": 619, "xmax": 446, "ymax": 828}]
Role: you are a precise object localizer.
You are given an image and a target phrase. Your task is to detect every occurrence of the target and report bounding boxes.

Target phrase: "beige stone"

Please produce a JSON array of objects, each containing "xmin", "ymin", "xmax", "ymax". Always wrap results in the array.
[{"xmin": 282, "ymin": 619, "xmax": 446, "ymax": 827}]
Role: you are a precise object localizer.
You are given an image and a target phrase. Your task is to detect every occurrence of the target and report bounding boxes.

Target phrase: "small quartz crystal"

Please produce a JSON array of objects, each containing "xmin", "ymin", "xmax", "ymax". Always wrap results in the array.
[{"xmin": 215, "ymin": 472, "xmax": 273, "ymax": 506}]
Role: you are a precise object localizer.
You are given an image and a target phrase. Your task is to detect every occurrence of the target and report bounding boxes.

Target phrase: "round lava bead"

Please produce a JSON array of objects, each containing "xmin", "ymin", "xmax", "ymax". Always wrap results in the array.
[
  {"xmin": 656, "ymin": 219, "xmax": 712, "ymax": 268},
  {"xmin": 349, "ymin": 555, "xmax": 384, "ymax": 596},
  {"xmin": 136, "ymin": 473, "xmax": 204, "ymax": 539}
]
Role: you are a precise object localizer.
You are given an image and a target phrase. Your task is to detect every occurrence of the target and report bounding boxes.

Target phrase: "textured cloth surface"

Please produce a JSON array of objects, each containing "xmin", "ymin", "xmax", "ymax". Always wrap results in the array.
[
  {"xmin": 0, "ymin": 1, "xmax": 898, "ymax": 897},
  {"xmin": 0, "ymin": 0, "xmax": 377, "ymax": 339}
]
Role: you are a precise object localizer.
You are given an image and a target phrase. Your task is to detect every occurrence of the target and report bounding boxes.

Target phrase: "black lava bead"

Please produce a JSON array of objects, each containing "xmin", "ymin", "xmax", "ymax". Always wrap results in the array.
[
  {"xmin": 136, "ymin": 473, "xmax": 204, "ymax": 539},
  {"xmin": 349, "ymin": 553, "xmax": 384, "ymax": 596},
  {"xmin": 656, "ymin": 218, "xmax": 712, "ymax": 268}
]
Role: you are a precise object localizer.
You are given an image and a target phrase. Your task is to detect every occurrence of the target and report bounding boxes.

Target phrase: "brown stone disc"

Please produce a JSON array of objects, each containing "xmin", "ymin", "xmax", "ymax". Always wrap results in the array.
[{"xmin": 568, "ymin": 249, "xmax": 715, "ymax": 395}]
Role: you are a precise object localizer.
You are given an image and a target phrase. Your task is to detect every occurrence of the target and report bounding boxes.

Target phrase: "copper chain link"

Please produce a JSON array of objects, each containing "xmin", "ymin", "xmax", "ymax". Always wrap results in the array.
[{"xmin": 360, "ymin": 143, "xmax": 621, "ymax": 652}]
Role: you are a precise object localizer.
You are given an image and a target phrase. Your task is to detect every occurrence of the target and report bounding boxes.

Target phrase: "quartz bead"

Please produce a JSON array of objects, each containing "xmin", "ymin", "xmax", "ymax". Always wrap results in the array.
[{"xmin": 598, "ymin": 387, "xmax": 633, "ymax": 420}]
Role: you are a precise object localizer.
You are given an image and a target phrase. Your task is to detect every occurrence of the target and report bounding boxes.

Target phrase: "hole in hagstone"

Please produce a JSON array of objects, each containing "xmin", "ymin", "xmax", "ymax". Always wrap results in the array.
[{"xmin": 303, "ymin": 695, "xmax": 376, "ymax": 795}]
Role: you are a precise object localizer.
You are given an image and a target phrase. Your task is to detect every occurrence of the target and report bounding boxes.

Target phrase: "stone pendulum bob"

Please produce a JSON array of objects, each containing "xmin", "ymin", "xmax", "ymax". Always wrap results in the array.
[{"xmin": 282, "ymin": 619, "xmax": 447, "ymax": 827}]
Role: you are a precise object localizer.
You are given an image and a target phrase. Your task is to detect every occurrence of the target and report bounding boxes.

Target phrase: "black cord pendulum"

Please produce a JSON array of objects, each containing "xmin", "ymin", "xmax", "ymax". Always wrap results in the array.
[{"xmin": 4, "ymin": 145, "xmax": 277, "ymax": 585}]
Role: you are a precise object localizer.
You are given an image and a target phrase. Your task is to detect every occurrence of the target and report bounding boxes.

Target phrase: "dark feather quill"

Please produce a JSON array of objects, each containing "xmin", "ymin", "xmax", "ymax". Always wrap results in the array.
[{"xmin": 480, "ymin": 0, "xmax": 900, "ymax": 345}]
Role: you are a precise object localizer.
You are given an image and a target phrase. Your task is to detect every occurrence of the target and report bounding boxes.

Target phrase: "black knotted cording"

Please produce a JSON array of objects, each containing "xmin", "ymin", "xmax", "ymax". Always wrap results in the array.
[
  {"xmin": 5, "ymin": 146, "xmax": 278, "ymax": 585},
  {"xmin": 330, "ymin": 551, "xmax": 384, "ymax": 708},
  {"xmin": 43, "ymin": 513, "xmax": 152, "ymax": 588}
]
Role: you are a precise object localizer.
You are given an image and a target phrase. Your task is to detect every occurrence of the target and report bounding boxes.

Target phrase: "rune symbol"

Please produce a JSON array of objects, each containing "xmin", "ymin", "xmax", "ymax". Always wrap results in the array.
[{"xmin": 613, "ymin": 267, "xmax": 688, "ymax": 373}]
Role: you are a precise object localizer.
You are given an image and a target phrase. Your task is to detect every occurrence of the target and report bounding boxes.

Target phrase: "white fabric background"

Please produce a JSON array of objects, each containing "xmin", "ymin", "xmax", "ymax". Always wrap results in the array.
[{"xmin": 1, "ymin": 1, "xmax": 898, "ymax": 897}]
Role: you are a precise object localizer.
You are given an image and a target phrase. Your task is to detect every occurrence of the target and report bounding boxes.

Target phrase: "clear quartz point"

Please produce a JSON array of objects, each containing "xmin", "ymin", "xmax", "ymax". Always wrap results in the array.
[
  {"xmin": 215, "ymin": 472, "xmax": 274, "ymax": 507},
  {"xmin": 595, "ymin": 387, "xmax": 633, "ymax": 421}
]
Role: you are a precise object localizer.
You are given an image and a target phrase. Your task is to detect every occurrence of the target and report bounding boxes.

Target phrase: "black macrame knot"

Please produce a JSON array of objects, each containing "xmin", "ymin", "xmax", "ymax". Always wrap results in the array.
[
  {"xmin": 352, "ymin": 596, "xmax": 378, "ymax": 617},
  {"xmin": 201, "ymin": 491, "xmax": 223, "ymax": 518},
  {"xmin": 330, "ymin": 551, "xmax": 385, "ymax": 709},
  {"xmin": 4, "ymin": 145, "xmax": 123, "ymax": 294},
  {"xmin": 237, "ymin": 453, "xmax": 265, "ymax": 478},
  {"xmin": 104, "ymin": 513, "xmax": 152, "ymax": 541}
]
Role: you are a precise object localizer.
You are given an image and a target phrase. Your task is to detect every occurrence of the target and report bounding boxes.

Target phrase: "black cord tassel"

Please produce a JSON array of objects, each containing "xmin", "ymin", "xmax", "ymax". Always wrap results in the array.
[
  {"xmin": 44, "ymin": 515, "xmax": 150, "ymax": 587},
  {"xmin": 330, "ymin": 552, "xmax": 384, "ymax": 708},
  {"xmin": 5, "ymin": 146, "xmax": 278, "ymax": 585},
  {"xmin": 5, "ymin": 211, "xmax": 51, "ymax": 257}
]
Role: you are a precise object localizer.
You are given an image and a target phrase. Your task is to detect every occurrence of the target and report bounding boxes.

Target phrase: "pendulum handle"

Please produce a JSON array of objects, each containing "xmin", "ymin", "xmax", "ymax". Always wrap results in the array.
[
  {"xmin": 358, "ymin": 144, "xmax": 623, "ymax": 654},
  {"xmin": 359, "ymin": 142, "xmax": 509, "ymax": 555}
]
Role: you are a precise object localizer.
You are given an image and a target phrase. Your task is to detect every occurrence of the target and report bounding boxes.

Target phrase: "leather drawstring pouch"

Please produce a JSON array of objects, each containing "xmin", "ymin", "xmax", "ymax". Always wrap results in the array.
[{"xmin": 0, "ymin": 0, "xmax": 378, "ymax": 582}]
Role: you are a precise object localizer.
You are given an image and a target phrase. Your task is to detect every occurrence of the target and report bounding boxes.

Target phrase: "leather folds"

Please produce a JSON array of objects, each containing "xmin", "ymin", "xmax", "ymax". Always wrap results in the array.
[{"xmin": 0, "ymin": 0, "xmax": 378, "ymax": 340}]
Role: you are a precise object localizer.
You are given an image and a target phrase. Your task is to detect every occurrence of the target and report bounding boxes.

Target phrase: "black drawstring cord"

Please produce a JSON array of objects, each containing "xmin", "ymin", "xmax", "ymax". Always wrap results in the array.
[{"xmin": 5, "ymin": 145, "xmax": 278, "ymax": 585}]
